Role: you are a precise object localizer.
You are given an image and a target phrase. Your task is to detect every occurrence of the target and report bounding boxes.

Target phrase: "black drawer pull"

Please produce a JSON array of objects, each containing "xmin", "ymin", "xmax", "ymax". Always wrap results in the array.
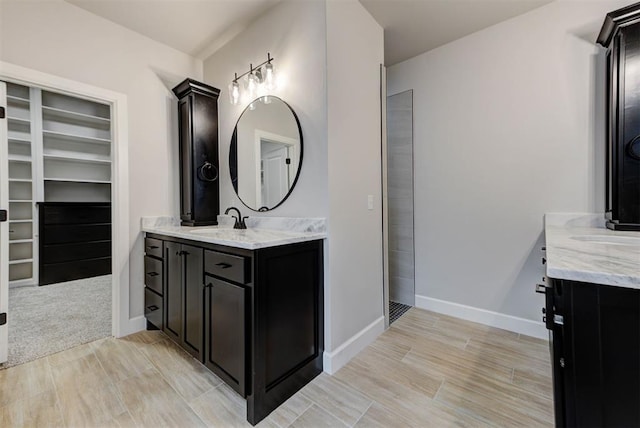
[
  {"xmin": 146, "ymin": 272, "xmax": 159, "ymax": 277},
  {"xmin": 216, "ymin": 262, "xmax": 232, "ymax": 269},
  {"xmin": 146, "ymin": 305, "xmax": 159, "ymax": 312}
]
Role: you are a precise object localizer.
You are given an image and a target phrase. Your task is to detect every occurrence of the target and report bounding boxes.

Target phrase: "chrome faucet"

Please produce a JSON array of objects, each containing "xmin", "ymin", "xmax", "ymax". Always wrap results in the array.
[{"xmin": 224, "ymin": 207, "xmax": 248, "ymax": 229}]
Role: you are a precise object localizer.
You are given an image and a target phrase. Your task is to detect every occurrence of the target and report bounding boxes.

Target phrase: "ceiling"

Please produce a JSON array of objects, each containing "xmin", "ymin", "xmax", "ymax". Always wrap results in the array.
[
  {"xmin": 360, "ymin": 0, "xmax": 554, "ymax": 65},
  {"xmin": 66, "ymin": 0, "xmax": 553, "ymax": 65},
  {"xmin": 65, "ymin": 0, "xmax": 281, "ymax": 59}
]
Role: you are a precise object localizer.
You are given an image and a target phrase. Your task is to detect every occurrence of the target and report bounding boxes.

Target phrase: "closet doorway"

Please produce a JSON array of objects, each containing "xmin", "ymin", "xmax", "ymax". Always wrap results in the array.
[
  {"xmin": 386, "ymin": 90, "xmax": 414, "ymax": 324},
  {"xmin": 0, "ymin": 75, "xmax": 120, "ymax": 367}
]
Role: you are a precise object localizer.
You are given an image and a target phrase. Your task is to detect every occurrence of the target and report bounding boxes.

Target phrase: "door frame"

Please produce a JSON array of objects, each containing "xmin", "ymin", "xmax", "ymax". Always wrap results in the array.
[
  {"xmin": 253, "ymin": 129, "xmax": 298, "ymax": 209},
  {"xmin": 0, "ymin": 82, "xmax": 8, "ymax": 362},
  {"xmin": 0, "ymin": 61, "xmax": 131, "ymax": 339}
]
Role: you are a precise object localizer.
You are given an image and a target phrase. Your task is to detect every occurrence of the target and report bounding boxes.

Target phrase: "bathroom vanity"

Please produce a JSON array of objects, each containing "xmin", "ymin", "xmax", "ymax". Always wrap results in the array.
[
  {"xmin": 142, "ymin": 217, "xmax": 325, "ymax": 425},
  {"xmin": 542, "ymin": 214, "xmax": 640, "ymax": 427}
]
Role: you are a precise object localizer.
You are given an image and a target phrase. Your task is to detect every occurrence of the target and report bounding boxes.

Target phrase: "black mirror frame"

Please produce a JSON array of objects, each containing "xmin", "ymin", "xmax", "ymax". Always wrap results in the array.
[{"xmin": 229, "ymin": 96, "xmax": 304, "ymax": 212}]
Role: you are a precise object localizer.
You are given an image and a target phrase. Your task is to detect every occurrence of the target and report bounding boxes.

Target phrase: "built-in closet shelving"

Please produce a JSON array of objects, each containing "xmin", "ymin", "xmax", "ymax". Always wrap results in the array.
[
  {"xmin": 41, "ymin": 90, "xmax": 112, "ymax": 203},
  {"xmin": 6, "ymin": 83, "xmax": 36, "ymax": 286},
  {"xmin": 3, "ymin": 82, "xmax": 112, "ymax": 287}
]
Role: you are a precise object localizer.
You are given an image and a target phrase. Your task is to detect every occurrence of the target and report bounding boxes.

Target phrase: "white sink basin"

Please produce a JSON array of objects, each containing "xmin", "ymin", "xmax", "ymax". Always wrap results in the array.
[{"xmin": 571, "ymin": 235, "xmax": 640, "ymax": 246}]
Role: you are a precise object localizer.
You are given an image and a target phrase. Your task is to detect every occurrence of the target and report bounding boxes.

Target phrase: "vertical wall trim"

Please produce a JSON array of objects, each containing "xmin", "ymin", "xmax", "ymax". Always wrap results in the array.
[
  {"xmin": 0, "ymin": 82, "xmax": 8, "ymax": 362},
  {"xmin": 380, "ymin": 64, "xmax": 390, "ymax": 329}
]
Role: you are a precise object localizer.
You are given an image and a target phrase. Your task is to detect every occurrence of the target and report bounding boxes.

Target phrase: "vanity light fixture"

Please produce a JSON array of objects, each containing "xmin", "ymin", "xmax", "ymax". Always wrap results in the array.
[{"xmin": 229, "ymin": 53, "xmax": 277, "ymax": 105}]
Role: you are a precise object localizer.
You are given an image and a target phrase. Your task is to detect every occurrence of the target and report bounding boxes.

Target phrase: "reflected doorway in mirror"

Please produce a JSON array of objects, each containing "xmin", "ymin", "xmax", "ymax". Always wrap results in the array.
[{"xmin": 230, "ymin": 96, "xmax": 303, "ymax": 211}]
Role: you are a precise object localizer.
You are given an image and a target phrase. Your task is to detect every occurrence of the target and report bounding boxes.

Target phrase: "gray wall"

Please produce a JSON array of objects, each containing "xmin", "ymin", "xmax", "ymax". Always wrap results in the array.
[
  {"xmin": 204, "ymin": 0, "xmax": 384, "ymax": 355},
  {"xmin": 387, "ymin": 0, "xmax": 628, "ymax": 322}
]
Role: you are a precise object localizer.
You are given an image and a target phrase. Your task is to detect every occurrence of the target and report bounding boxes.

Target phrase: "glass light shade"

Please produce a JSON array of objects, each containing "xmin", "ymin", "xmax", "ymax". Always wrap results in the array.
[
  {"xmin": 264, "ymin": 62, "xmax": 276, "ymax": 91},
  {"xmin": 245, "ymin": 72, "xmax": 258, "ymax": 99},
  {"xmin": 229, "ymin": 80, "xmax": 240, "ymax": 105}
]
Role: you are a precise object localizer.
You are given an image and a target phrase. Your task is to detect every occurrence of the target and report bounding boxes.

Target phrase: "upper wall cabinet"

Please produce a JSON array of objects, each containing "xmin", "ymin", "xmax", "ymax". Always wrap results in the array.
[
  {"xmin": 172, "ymin": 79, "xmax": 221, "ymax": 226},
  {"xmin": 598, "ymin": 4, "xmax": 640, "ymax": 231}
]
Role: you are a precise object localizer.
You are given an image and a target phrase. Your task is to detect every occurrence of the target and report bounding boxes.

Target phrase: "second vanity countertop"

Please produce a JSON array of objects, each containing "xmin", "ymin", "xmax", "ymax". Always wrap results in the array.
[
  {"xmin": 545, "ymin": 213, "xmax": 640, "ymax": 288},
  {"xmin": 141, "ymin": 216, "xmax": 327, "ymax": 250}
]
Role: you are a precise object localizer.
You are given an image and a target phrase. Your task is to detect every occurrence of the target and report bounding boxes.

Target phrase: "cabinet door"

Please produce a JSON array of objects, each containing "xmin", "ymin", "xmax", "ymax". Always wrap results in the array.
[
  {"xmin": 204, "ymin": 276, "xmax": 246, "ymax": 396},
  {"xmin": 182, "ymin": 244, "xmax": 204, "ymax": 360},
  {"xmin": 164, "ymin": 241, "xmax": 182, "ymax": 342}
]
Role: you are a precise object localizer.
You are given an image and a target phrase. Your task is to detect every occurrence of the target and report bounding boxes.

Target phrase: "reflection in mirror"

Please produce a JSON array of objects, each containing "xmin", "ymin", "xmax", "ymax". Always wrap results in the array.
[{"xmin": 230, "ymin": 96, "xmax": 303, "ymax": 211}]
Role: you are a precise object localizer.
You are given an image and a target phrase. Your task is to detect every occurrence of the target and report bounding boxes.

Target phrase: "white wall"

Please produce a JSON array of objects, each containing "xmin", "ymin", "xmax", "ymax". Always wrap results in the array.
[
  {"xmin": 0, "ymin": 0, "xmax": 202, "ymax": 321},
  {"xmin": 387, "ymin": 0, "xmax": 629, "ymax": 326},
  {"xmin": 203, "ymin": 0, "xmax": 329, "ymax": 218},
  {"xmin": 204, "ymin": 0, "xmax": 384, "ymax": 367},
  {"xmin": 326, "ymin": 0, "xmax": 384, "ymax": 350}
]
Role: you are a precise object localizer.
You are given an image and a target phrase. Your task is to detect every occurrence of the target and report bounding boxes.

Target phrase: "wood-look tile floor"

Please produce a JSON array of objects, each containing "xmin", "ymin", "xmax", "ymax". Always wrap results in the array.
[{"xmin": 0, "ymin": 308, "xmax": 553, "ymax": 427}]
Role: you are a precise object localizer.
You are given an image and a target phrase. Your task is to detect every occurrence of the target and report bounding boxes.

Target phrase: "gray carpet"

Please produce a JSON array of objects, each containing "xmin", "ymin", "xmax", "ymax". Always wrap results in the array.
[{"xmin": 4, "ymin": 275, "xmax": 112, "ymax": 368}]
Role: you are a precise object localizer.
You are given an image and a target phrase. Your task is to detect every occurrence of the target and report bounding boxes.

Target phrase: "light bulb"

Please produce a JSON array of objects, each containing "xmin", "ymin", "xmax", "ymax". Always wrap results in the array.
[
  {"xmin": 245, "ymin": 72, "xmax": 258, "ymax": 99},
  {"xmin": 228, "ymin": 80, "xmax": 240, "ymax": 105},
  {"xmin": 264, "ymin": 62, "xmax": 276, "ymax": 91},
  {"xmin": 249, "ymin": 102, "xmax": 256, "ymax": 111}
]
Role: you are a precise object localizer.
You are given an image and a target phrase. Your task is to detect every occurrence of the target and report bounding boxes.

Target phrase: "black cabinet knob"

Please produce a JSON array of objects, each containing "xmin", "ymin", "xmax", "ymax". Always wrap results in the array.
[{"xmin": 542, "ymin": 257, "xmax": 547, "ymax": 265}]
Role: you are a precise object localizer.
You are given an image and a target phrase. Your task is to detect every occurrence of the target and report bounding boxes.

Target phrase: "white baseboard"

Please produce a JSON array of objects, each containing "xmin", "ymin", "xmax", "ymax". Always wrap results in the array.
[
  {"xmin": 415, "ymin": 295, "xmax": 548, "ymax": 340},
  {"xmin": 116, "ymin": 315, "xmax": 147, "ymax": 338},
  {"xmin": 323, "ymin": 315, "xmax": 385, "ymax": 375}
]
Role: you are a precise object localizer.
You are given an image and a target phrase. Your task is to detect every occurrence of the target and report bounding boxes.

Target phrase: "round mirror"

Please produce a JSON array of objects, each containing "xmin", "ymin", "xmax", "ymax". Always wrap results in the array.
[{"xmin": 230, "ymin": 96, "xmax": 303, "ymax": 211}]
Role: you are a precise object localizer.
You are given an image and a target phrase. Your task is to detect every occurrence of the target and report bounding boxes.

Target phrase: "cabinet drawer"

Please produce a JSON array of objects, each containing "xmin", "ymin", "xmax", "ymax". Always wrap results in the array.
[
  {"xmin": 205, "ymin": 250, "xmax": 248, "ymax": 284},
  {"xmin": 43, "ymin": 241, "xmax": 111, "ymax": 264},
  {"xmin": 144, "ymin": 288, "xmax": 163, "ymax": 330},
  {"xmin": 40, "ymin": 257, "xmax": 111, "ymax": 285},
  {"xmin": 43, "ymin": 205, "xmax": 111, "ymax": 225},
  {"xmin": 144, "ymin": 256, "xmax": 163, "ymax": 295},
  {"xmin": 43, "ymin": 224, "xmax": 111, "ymax": 244},
  {"xmin": 144, "ymin": 237, "xmax": 163, "ymax": 259}
]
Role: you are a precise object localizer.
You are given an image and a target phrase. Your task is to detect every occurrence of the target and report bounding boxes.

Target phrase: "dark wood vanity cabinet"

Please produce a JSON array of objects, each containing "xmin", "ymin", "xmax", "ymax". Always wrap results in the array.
[
  {"xmin": 143, "ymin": 233, "xmax": 324, "ymax": 425},
  {"xmin": 172, "ymin": 79, "xmax": 221, "ymax": 227},
  {"xmin": 546, "ymin": 278, "xmax": 640, "ymax": 427},
  {"xmin": 164, "ymin": 241, "xmax": 204, "ymax": 360},
  {"xmin": 598, "ymin": 5, "xmax": 640, "ymax": 231}
]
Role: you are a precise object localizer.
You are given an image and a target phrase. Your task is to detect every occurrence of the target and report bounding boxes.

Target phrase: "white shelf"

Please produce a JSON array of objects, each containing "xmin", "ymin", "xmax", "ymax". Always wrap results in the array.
[
  {"xmin": 42, "ymin": 106, "xmax": 110, "ymax": 125},
  {"xmin": 9, "ymin": 219, "xmax": 33, "ymax": 223},
  {"xmin": 9, "ymin": 278, "xmax": 35, "ymax": 287},
  {"xmin": 7, "ymin": 95, "xmax": 29, "ymax": 104},
  {"xmin": 7, "ymin": 116, "xmax": 30, "ymax": 125},
  {"xmin": 43, "ymin": 153, "xmax": 110, "ymax": 165},
  {"xmin": 8, "ymin": 154, "xmax": 32, "ymax": 163},
  {"xmin": 9, "ymin": 239, "xmax": 33, "ymax": 244},
  {"xmin": 43, "ymin": 130, "xmax": 110, "ymax": 145},
  {"xmin": 44, "ymin": 177, "xmax": 111, "ymax": 184},
  {"xmin": 9, "ymin": 259, "xmax": 33, "ymax": 265},
  {"xmin": 8, "ymin": 131, "xmax": 31, "ymax": 143},
  {"xmin": 9, "ymin": 200, "xmax": 32, "ymax": 203},
  {"xmin": 8, "ymin": 178, "xmax": 32, "ymax": 183}
]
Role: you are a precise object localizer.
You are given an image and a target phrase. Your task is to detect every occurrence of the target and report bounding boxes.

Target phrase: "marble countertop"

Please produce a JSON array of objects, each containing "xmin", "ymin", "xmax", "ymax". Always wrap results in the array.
[
  {"xmin": 141, "ymin": 216, "xmax": 327, "ymax": 250},
  {"xmin": 545, "ymin": 213, "xmax": 640, "ymax": 288}
]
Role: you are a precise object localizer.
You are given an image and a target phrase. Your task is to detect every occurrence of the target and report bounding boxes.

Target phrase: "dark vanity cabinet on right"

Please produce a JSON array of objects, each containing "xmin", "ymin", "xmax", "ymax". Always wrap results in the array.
[
  {"xmin": 546, "ymin": 278, "xmax": 640, "ymax": 427},
  {"xmin": 143, "ymin": 234, "xmax": 324, "ymax": 425},
  {"xmin": 598, "ymin": 4, "xmax": 640, "ymax": 231}
]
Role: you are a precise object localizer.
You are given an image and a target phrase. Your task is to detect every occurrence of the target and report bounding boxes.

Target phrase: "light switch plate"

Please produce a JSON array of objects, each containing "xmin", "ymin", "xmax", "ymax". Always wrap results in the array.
[{"xmin": 367, "ymin": 195, "xmax": 374, "ymax": 210}]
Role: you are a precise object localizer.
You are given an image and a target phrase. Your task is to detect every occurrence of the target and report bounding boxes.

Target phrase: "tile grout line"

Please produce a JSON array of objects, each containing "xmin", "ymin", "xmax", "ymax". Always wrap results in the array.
[
  {"xmin": 349, "ymin": 401, "xmax": 373, "ymax": 427},
  {"xmin": 433, "ymin": 379, "xmax": 445, "ymax": 401},
  {"xmin": 45, "ymin": 357, "xmax": 68, "ymax": 428},
  {"xmin": 92, "ymin": 339, "xmax": 133, "ymax": 422}
]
